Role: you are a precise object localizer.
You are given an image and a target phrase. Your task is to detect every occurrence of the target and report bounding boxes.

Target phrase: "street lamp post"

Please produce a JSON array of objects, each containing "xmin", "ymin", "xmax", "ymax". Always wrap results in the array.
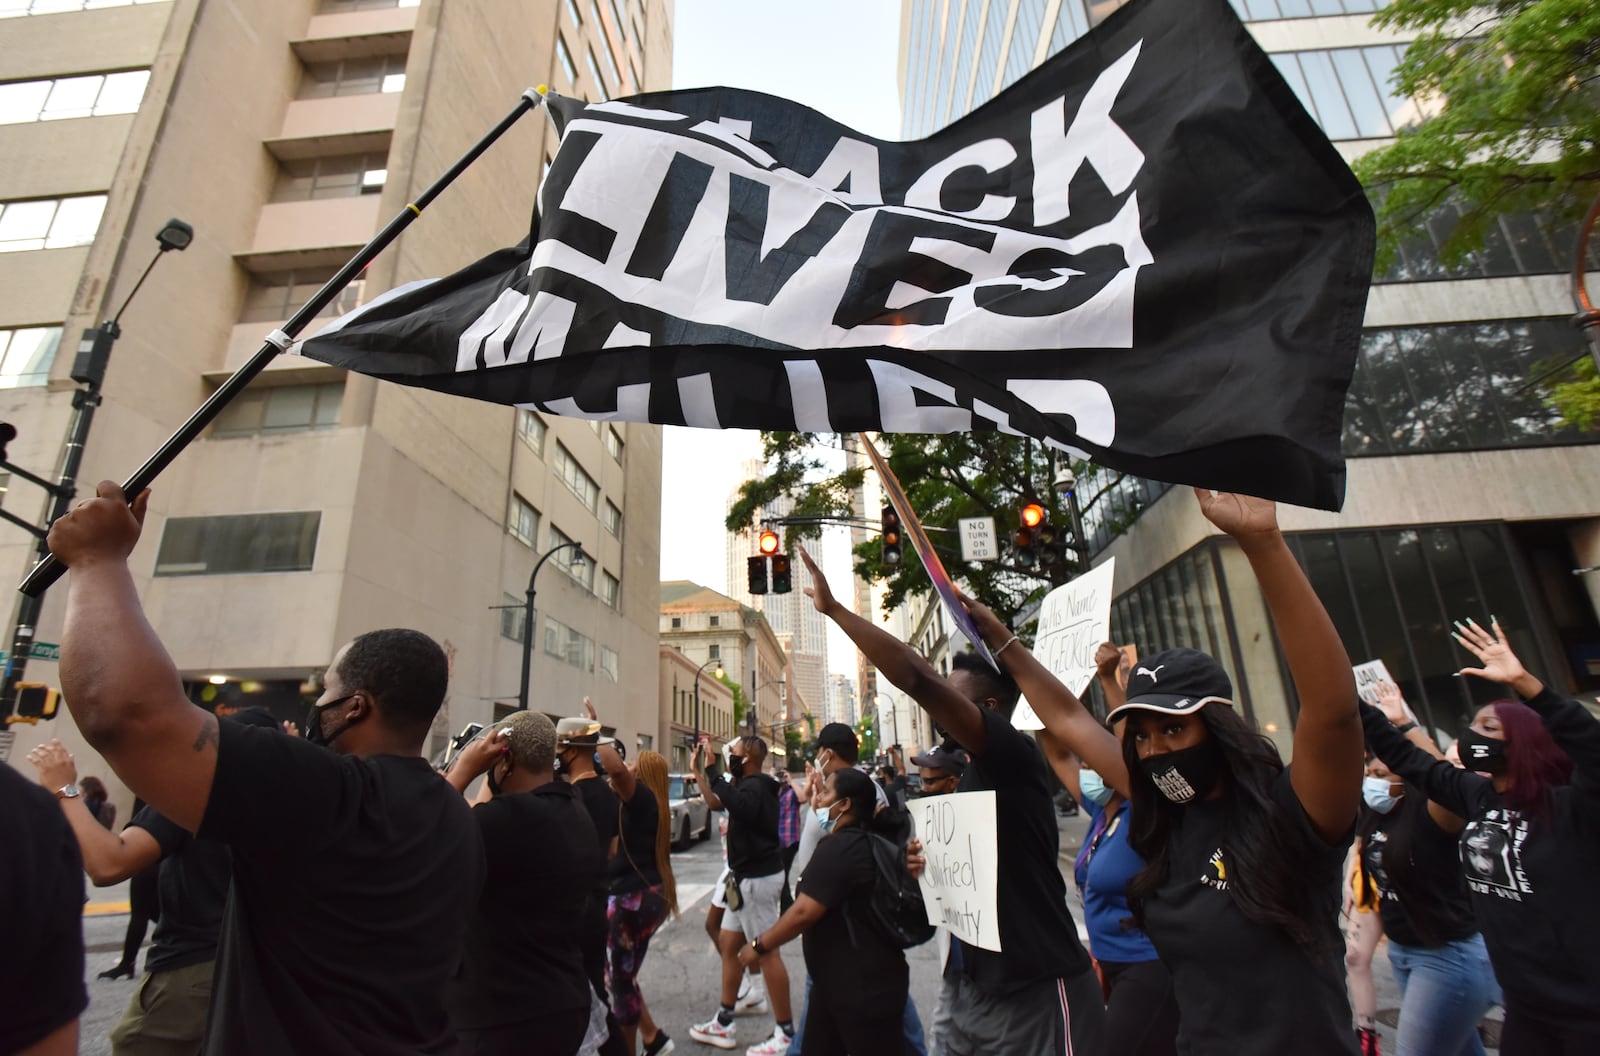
[
  {"xmin": 692, "ymin": 656, "xmax": 725, "ymax": 748},
  {"xmin": 0, "ymin": 219, "xmax": 193, "ymax": 722},
  {"xmin": 517, "ymin": 540, "xmax": 587, "ymax": 711}
]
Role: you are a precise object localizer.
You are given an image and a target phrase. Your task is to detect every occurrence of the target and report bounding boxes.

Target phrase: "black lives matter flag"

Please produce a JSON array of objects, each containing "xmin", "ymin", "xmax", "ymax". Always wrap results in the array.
[{"xmin": 301, "ymin": 0, "xmax": 1373, "ymax": 509}]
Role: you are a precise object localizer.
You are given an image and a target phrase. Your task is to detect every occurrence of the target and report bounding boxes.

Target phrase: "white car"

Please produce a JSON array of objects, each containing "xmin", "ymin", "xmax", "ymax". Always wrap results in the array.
[{"xmin": 667, "ymin": 772, "xmax": 712, "ymax": 851}]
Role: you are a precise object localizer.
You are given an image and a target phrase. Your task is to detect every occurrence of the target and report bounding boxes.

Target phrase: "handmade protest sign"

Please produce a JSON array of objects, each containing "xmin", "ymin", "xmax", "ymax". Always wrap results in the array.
[
  {"xmin": 1352, "ymin": 659, "xmax": 1395, "ymax": 705},
  {"xmin": 914, "ymin": 790, "xmax": 1001, "ymax": 952},
  {"xmin": 1013, "ymin": 559, "xmax": 1117, "ymax": 730}
]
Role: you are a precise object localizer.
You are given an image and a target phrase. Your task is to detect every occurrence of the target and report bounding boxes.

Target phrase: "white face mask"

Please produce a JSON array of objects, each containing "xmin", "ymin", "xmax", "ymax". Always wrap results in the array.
[
  {"xmin": 813, "ymin": 802, "xmax": 839, "ymax": 833},
  {"xmin": 1362, "ymin": 775, "xmax": 1402, "ymax": 814},
  {"xmin": 1079, "ymin": 768, "xmax": 1114, "ymax": 807}
]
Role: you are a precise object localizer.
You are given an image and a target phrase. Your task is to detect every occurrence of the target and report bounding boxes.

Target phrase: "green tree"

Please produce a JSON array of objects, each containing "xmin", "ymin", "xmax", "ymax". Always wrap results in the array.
[
  {"xmin": 783, "ymin": 726, "xmax": 806, "ymax": 767},
  {"xmin": 725, "ymin": 432, "xmax": 1091, "ymax": 628},
  {"xmin": 856, "ymin": 711, "xmax": 879, "ymax": 760},
  {"xmin": 717, "ymin": 673, "xmax": 747, "ymax": 730},
  {"xmin": 1352, "ymin": 0, "xmax": 1599, "ymax": 268}
]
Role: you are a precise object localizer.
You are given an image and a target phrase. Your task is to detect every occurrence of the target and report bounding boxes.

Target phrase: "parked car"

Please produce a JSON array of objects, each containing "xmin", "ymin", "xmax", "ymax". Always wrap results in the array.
[{"xmin": 668, "ymin": 772, "xmax": 712, "ymax": 851}]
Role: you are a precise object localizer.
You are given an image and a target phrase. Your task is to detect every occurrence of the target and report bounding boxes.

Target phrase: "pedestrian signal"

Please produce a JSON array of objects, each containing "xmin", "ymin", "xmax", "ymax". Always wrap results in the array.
[{"xmin": 13, "ymin": 683, "xmax": 59, "ymax": 723}]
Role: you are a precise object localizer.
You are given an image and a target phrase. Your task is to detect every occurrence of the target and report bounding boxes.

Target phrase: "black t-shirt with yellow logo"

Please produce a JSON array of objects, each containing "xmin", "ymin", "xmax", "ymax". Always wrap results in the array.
[{"xmin": 1143, "ymin": 767, "xmax": 1356, "ymax": 1055}]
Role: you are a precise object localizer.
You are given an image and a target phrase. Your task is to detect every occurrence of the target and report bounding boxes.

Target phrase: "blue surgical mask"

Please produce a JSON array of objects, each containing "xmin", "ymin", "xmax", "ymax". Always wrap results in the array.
[
  {"xmin": 1362, "ymin": 775, "xmax": 1402, "ymax": 814},
  {"xmin": 1079, "ymin": 768, "xmax": 1114, "ymax": 808},
  {"xmin": 813, "ymin": 803, "xmax": 838, "ymax": 834}
]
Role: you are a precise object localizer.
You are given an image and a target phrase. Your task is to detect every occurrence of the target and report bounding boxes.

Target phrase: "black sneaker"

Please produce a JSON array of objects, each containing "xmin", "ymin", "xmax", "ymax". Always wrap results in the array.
[{"xmin": 642, "ymin": 1030, "xmax": 675, "ymax": 1055}]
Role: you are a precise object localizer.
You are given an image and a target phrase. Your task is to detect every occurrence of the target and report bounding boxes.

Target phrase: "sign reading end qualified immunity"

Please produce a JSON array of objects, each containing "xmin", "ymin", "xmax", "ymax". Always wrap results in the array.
[{"xmin": 914, "ymin": 790, "xmax": 1001, "ymax": 952}]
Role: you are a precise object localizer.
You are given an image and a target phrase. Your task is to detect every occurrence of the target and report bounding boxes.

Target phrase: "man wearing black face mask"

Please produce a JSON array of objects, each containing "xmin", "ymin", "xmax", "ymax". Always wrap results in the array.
[
  {"xmin": 445, "ymin": 712, "xmax": 602, "ymax": 1056},
  {"xmin": 45, "ymin": 480, "xmax": 484, "ymax": 1056}
]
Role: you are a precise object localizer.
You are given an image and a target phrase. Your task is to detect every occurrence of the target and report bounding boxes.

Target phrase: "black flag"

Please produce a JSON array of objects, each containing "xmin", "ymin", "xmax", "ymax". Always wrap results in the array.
[{"xmin": 301, "ymin": 0, "xmax": 1373, "ymax": 510}]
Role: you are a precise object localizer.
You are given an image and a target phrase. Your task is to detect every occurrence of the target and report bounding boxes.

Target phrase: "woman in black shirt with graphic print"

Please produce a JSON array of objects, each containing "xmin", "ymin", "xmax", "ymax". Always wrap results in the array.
[
  {"xmin": 1363, "ymin": 618, "xmax": 1599, "ymax": 1056},
  {"xmin": 736, "ymin": 767, "xmax": 908, "ymax": 1056},
  {"xmin": 961, "ymin": 490, "xmax": 1366, "ymax": 1055}
]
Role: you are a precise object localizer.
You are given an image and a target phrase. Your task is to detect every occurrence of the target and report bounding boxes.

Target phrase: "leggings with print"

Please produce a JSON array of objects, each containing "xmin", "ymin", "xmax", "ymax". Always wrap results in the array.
[{"xmin": 606, "ymin": 886, "xmax": 670, "ymax": 1026}]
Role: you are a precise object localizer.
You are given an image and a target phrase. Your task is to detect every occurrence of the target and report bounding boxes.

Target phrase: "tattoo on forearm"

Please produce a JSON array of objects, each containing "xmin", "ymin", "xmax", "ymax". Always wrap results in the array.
[{"xmin": 192, "ymin": 716, "xmax": 219, "ymax": 752}]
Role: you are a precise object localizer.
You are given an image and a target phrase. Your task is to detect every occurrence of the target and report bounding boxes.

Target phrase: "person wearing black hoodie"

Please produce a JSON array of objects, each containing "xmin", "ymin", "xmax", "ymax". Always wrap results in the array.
[{"xmin": 1361, "ymin": 618, "xmax": 1599, "ymax": 1055}]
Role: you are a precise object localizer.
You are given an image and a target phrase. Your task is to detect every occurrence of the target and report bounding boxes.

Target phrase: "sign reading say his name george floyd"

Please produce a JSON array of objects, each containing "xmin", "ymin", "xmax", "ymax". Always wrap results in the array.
[{"xmin": 300, "ymin": 0, "xmax": 1373, "ymax": 509}]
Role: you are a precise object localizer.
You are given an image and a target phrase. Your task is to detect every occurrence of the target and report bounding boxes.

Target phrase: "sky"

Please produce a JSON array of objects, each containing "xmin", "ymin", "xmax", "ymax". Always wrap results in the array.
[{"xmin": 659, "ymin": 1, "xmax": 905, "ymax": 676}]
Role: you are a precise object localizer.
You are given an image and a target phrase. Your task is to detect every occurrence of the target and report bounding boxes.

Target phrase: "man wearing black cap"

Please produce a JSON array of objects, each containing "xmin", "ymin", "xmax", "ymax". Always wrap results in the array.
[
  {"xmin": 911, "ymin": 742, "xmax": 969, "ymax": 797},
  {"xmin": 797, "ymin": 546, "xmax": 1104, "ymax": 1056}
]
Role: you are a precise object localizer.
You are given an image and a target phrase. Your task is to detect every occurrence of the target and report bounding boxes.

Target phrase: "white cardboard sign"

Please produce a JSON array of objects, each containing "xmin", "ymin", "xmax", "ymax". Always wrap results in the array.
[
  {"xmin": 1352, "ymin": 659, "xmax": 1394, "ymax": 704},
  {"xmin": 1012, "ymin": 558, "xmax": 1117, "ymax": 731},
  {"xmin": 913, "ymin": 790, "xmax": 1002, "ymax": 952}
]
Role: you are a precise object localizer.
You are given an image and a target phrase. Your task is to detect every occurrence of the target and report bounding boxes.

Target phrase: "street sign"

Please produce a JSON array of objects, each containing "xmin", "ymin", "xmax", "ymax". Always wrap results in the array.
[
  {"xmin": 958, "ymin": 517, "xmax": 998, "ymax": 562},
  {"xmin": 0, "ymin": 642, "xmax": 60, "ymax": 663}
]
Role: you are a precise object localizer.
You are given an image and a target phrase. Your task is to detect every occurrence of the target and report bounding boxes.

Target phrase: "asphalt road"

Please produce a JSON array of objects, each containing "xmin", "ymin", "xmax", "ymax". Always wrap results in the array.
[{"xmin": 75, "ymin": 808, "xmax": 1492, "ymax": 1054}]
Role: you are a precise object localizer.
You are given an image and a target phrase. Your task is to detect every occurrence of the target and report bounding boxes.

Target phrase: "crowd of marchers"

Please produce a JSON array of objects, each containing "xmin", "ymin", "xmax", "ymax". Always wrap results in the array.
[{"xmin": 4, "ymin": 481, "xmax": 1599, "ymax": 1056}]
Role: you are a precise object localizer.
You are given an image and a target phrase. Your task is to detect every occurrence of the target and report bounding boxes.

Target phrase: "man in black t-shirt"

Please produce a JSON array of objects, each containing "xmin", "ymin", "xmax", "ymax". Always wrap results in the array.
[
  {"xmin": 46, "ymin": 481, "xmax": 483, "ymax": 1056},
  {"xmin": 796, "ymin": 547, "xmax": 1105, "ymax": 1056},
  {"xmin": 0, "ymin": 761, "xmax": 85, "ymax": 1056},
  {"xmin": 445, "ymin": 711, "xmax": 603, "ymax": 1056}
]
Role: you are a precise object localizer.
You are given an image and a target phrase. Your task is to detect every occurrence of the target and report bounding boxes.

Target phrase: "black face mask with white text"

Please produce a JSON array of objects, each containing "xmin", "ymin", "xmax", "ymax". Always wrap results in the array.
[
  {"xmin": 1140, "ymin": 739, "xmax": 1224, "ymax": 805},
  {"xmin": 1457, "ymin": 728, "xmax": 1509, "ymax": 774}
]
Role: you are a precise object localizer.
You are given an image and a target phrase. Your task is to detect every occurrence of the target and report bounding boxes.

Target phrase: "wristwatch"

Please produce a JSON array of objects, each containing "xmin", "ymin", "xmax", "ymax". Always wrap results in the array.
[
  {"xmin": 54, "ymin": 782, "xmax": 81, "ymax": 800},
  {"xmin": 751, "ymin": 937, "xmax": 767, "ymax": 956}
]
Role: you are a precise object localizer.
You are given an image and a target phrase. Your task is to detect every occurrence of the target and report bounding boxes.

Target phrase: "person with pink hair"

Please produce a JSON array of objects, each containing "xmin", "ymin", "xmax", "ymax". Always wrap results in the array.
[{"xmin": 1362, "ymin": 618, "xmax": 1597, "ymax": 1055}]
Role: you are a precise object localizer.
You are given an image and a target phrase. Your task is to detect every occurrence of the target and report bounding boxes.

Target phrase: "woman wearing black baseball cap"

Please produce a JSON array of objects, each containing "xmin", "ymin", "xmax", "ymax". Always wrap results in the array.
[{"xmin": 960, "ymin": 489, "xmax": 1366, "ymax": 1055}]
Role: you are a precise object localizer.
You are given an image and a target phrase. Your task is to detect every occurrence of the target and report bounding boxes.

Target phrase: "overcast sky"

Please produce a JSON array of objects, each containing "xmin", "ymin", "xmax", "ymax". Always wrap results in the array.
[{"xmin": 659, "ymin": 1, "xmax": 905, "ymax": 675}]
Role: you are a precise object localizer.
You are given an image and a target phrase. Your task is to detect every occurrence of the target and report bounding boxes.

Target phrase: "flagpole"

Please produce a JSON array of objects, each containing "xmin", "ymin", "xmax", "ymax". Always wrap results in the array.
[{"xmin": 17, "ymin": 88, "xmax": 550, "ymax": 599}]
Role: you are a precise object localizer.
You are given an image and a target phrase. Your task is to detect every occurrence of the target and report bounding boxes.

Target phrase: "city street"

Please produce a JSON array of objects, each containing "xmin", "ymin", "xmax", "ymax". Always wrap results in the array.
[{"xmin": 72, "ymin": 806, "xmax": 1487, "ymax": 1054}]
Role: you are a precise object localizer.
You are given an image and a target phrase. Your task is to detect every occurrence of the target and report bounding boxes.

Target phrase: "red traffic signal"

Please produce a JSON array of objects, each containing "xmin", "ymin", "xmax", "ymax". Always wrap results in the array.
[
  {"xmin": 1020, "ymin": 503, "xmax": 1045, "ymax": 528},
  {"xmin": 758, "ymin": 529, "xmax": 780, "ymax": 555}
]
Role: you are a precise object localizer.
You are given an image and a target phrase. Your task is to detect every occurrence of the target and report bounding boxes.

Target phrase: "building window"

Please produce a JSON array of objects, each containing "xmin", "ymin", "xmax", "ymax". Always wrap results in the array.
[
  {"xmin": 602, "ymin": 500, "xmax": 622, "ymax": 537},
  {"xmin": 0, "ymin": 70, "xmax": 148, "ymax": 124},
  {"xmin": 315, "ymin": 0, "xmax": 421, "ymax": 12},
  {"xmin": 1344, "ymin": 318, "xmax": 1600, "ymax": 457},
  {"xmin": 154, "ymin": 512, "xmax": 321, "ymax": 576},
  {"xmin": 671, "ymin": 616, "xmax": 682, "ymax": 629},
  {"xmin": 971, "ymin": 0, "xmax": 1007, "ymax": 106},
  {"xmin": 709, "ymin": 615, "xmax": 720, "ymax": 628},
  {"xmin": 1049, "ymin": 1, "xmax": 1092, "ymax": 59},
  {"xmin": 553, "ymin": 443, "xmax": 599, "ymax": 511},
  {"xmin": 239, "ymin": 269, "xmax": 363, "ymax": 324},
  {"xmin": 1270, "ymin": 45, "xmax": 1411, "ymax": 141},
  {"xmin": 212, "ymin": 382, "xmax": 344, "ymax": 436},
  {"xmin": 600, "ymin": 645, "xmax": 619, "ymax": 681},
  {"xmin": 271, "ymin": 153, "xmax": 388, "ymax": 202},
  {"xmin": 0, "ymin": 195, "xmax": 106, "ymax": 252},
  {"xmin": 708, "ymin": 643, "xmax": 720, "ymax": 660},
  {"xmin": 600, "ymin": 571, "xmax": 620, "ymax": 609},
  {"xmin": 517, "ymin": 409, "xmax": 547, "ymax": 454},
  {"xmin": 556, "ymin": 36, "xmax": 578, "ymax": 83},
  {"xmin": 563, "ymin": 0, "xmax": 581, "ymax": 25},
  {"xmin": 590, "ymin": 2, "xmax": 621, "ymax": 86},
  {"xmin": 1002, "ymin": 0, "xmax": 1048, "ymax": 94},
  {"xmin": 585, "ymin": 47, "xmax": 610, "ymax": 101},
  {"xmin": 1227, "ymin": 0, "xmax": 1390, "ymax": 22},
  {"xmin": 2, "ymin": 0, "xmax": 172, "ymax": 14},
  {"xmin": 606, "ymin": 426, "xmax": 624, "ymax": 462},
  {"xmin": 298, "ymin": 55, "xmax": 407, "ymax": 99},
  {"xmin": 509, "ymin": 494, "xmax": 540, "ymax": 547},
  {"xmin": 0, "ymin": 326, "xmax": 60, "ymax": 388},
  {"xmin": 1378, "ymin": 203, "xmax": 1597, "ymax": 283},
  {"xmin": 499, "ymin": 592, "xmax": 527, "ymax": 642},
  {"xmin": 543, "ymin": 614, "xmax": 595, "ymax": 671},
  {"xmin": 550, "ymin": 526, "xmax": 595, "ymax": 590}
]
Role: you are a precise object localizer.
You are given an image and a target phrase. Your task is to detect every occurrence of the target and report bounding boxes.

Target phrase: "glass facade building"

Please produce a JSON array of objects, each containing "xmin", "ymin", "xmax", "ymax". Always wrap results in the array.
[{"xmin": 899, "ymin": 0, "xmax": 1600, "ymax": 738}]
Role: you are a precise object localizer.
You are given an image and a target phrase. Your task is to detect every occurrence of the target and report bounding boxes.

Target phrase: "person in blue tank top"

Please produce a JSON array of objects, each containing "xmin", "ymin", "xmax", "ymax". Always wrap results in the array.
[{"xmin": 1042, "ymin": 643, "xmax": 1180, "ymax": 1056}]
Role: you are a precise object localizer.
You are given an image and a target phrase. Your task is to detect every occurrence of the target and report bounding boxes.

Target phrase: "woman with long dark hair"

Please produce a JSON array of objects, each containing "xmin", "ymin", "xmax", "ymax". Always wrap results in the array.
[
  {"xmin": 959, "ymin": 489, "xmax": 1365, "ymax": 1054},
  {"xmin": 735, "ymin": 766, "xmax": 910, "ymax": 1056},
  {"xmin": 1361, "ymin": 618, "xmax": 1597, "ymax": 1055}
]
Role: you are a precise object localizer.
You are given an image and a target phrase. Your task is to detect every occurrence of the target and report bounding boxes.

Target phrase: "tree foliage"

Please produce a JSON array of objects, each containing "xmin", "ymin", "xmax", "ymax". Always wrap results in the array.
[
  {"xmin": 1352, "ymin": 0, "xmax": 1600, "ymax": 269},
  {"xmin": 725, "ymin": 432, "xmax": 1087, "ymax": 628}
]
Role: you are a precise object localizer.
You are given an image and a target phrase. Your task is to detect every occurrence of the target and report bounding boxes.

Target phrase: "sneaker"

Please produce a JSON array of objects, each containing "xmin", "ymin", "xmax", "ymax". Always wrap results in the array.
[
  {"xmin": 642, "ymin": 1030, "xmax": 675, "ymax": 1055},
  {"xmin": 735, "ymin": 981, "xmax": 768, "ymax": 1015},
  {"xmin": 1357, "ymin": 1027, "xmax": 1381, "ymax": 1056},
  {"xmin": 689, "ymin": 1017, "xmax": 736, "ymax": 1050},
  {"xmin": 744, "ymin": 1026, "xmax": 793, "ymax": 1056}
]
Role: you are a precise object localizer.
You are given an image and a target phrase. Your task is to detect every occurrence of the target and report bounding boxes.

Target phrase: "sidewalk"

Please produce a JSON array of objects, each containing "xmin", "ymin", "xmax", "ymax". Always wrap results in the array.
[{"xmin": 84, "ymin": 876, "xmax": 130, "ymax": 917}]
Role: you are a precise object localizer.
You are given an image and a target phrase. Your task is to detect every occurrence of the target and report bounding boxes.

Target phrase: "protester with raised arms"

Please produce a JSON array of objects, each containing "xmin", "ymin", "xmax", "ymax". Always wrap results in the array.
[
  {"xmin": 48, "ymin": 481, "xmax": 483, "ymax": 1055},
  {"xmin": 946, "ymin": 489, "xmax": 1364, "ymax": 1054},
  {"xmin": 1362, "ymin": 619, "xmax": 1599, "ymax": 1055},
  {"xmin": 736, "ymin": 766, "xmax": 912, "ymax": 1056},
  {"xmin": 797, "ymin": 548, "xmax": 1105, "ymax": 1056},
  {"xmin": 445, "ymin": 712, "xmax": 602, "ymax": 1056}
]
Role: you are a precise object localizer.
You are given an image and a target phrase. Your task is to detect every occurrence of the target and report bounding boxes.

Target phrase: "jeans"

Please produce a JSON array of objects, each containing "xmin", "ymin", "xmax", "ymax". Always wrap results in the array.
[
  {"xmin": 788, "ymin": 974, "xmax": 927, "ymax": 1056},
  {"xmin": 1387, "ymin": 934, "xmax": 1500, "ymax": 1056}
]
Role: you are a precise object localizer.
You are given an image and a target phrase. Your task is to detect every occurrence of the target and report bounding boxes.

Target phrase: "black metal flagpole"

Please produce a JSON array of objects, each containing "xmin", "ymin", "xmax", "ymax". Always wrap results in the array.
[{"xmin": 17, "ymin": 87, "xmax": 549, "ymax": 599}]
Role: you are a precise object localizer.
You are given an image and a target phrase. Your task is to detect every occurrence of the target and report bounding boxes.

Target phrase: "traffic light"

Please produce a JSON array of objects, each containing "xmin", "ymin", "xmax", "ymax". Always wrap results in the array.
[
  {"xmin": 758, "ymin": 529, "xmax": 780, "ymax": 556},
  {"xmin": 12, "ymin": 683, "xmax": 59, "ymax": 722},
  {"xmin": 770, "ymin": 553, "xmax": 792, "ymax": 594},
  {"xmin": 1037, "ymin": 521, "xmax": 1064, "ymax": 570},
  {"xmin": 881, "ymin": 506, "xmax": 902, "ymax": 567},
  {"xmin": 1014, "ymin": 503, "xmax": 1045, "ymax": 566},
  {"xmin": 747, "ymin": 554, "xmax": 769, "ymax": 595}
]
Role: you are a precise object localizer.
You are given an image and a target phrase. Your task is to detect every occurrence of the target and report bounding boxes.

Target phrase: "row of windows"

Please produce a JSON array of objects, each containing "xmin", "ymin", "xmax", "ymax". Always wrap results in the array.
[
  {"xmin": 671, "ymin": 684, "xmax": 732, "ymax": 733},
  {"xmin": 543, "ymin": 613, "xmax": 596, "ymax": 672},
  {"xmin": 315, "ymin": 0, "xmax": 420, "ymax": 12},
  {"xmin": 212, "ymin": 382, "xmax": 344, "ymax": 437},
  {"xmin": 554, "ymin": 442, "xmax": 600, "ymax": 511},
  {"xmin": 0, "ymin": 195, "xmax": 105, "ymax": 252},
  {"xmin": 508, "ymin": 493, "xmax": 621, "ymax": 605},
  {"xmin": 0, "ymin": 0, "xmax": 166, "ymax": 19},
  {"xmin": 298, "ymin": 55, "xmax": 406, "ymax": 100},
  {"xmin": 1379, "ymin": 204, "xmax": 1598, "ymax": 284},
  {"xmin": 271, "ymin": 153, "xmax": 387, "ymax": 203},
  {"xmin": 1228, "ymin": 0, "xmax": 1389, "ymax": 21},
  {"xmin": 154, "ymin": 511, "xmax": 321, "ymax": 577},
  {"xmin": 239, "ymin": 271, "xmax": 364, "ymax": 324},
  {"xmin": 0, "ymin": 70, "xmax": 147, "ymax": 124},
  {"xmin": 1271, "ymin": 44, "xmax": 1410, "ymax": 141},
  {"xmin": 948, "ymin": 0, "xmax": 982, "ymax": 129}
]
